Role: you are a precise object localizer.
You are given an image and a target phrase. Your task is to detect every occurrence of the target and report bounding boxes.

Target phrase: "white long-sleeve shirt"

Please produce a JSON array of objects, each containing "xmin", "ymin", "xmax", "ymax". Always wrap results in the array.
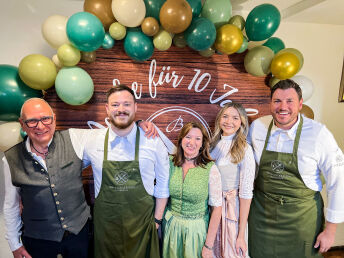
[
  {"xmin": 82, "ymin": 125, "xmax": 170, "ymax": 198},
  {"xmin": 248, "ymin": 114, "xmax": 344, "ymax": 223}
]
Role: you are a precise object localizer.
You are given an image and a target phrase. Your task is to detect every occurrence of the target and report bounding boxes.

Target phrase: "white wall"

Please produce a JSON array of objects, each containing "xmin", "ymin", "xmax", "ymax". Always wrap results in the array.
[{"xmin": 0, "ymin": 1, "xmax": 344, "ymax": 256}]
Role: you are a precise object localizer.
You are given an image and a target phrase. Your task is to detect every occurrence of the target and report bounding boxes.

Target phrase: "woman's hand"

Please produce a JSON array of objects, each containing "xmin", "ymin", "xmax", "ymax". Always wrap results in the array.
[{"xmin": 235, "ymin": 236, "xmax": 247, "ymax": 257}]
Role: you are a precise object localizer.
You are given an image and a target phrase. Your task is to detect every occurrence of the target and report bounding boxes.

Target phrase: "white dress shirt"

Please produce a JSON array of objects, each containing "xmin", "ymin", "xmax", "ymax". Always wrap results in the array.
[
  {"xmin": 2, "ymin": 129, "xmax": 89, "ymax": 251},
  {"xmin": 211, "ymin": 134, "xmax": 256, "ymax": 199},
  {"xmin": 248, "ymin": 114, "xmax": 344, "ymax": 223},
  {"xmin": 82, "ymin": 125, "xmax": 170, "ymax": 198}
]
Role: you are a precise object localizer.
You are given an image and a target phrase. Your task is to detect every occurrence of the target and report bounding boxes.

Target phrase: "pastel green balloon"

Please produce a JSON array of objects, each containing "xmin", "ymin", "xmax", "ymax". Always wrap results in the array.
[
  {"xmin": 153, "ymin": 29, "xmax": 172, "ymax": 51},
  {"xmin": 173, "ymin": 33, "xmax": 187, "ymax": 48},
  {"xmin": 201, "ymin": 0, "xmax": 232, "ymax": 28},
  {"xmin": 199, "ymin": 46, "xmax": 215, "ymax": 57},
  {"xmin": 263, "ymin": 37, "xmax": 285, "ymax": 54},
  {"xmin": 229, "ymin": 15, "xmax": 245, "ymax": 30},
  {"xmin": 236, "ymin": 36, "xmax": 248, "ymax": 54},
  {"xmin": 55, "ymin": 67, "xmax": 94, "ymax": 105},
  {"xmin": 244, "ymin": 46, "xmax": 274, "ymax": 76},
  {"xmin": 18, "ymin": 54, "xmax": 57, "ymax": 90},
  {"xmin": 269, "ymin": 76, "xmax": 280, "ymax": 88},
  {"xmin": 0, "ymin": 65, "xmax": 43, "ymax": 121},
  {"xmin": 57, "ymin": 44, "xmax": 81, "ymax": 67},
  {"xmin": 109, "ymin": 22, "xmax": 127, "ymax": 40}
]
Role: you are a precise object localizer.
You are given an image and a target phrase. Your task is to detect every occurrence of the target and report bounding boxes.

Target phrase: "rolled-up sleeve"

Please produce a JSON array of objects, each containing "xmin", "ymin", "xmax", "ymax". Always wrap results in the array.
[
  {"xmin": 153, "ymin": 138, "xmax": 170, "ymax": 198},
  {"xmin": 317, "ymin": 127, "xmax": 344, "ymax": 223}
]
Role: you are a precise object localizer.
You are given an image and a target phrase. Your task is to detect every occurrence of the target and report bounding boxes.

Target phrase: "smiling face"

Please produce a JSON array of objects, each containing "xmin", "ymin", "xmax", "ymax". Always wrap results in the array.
[
  {"xmin": 270, "ymin": 88, "xmax": 303, "ymax": 130},
  {"xmin": 181, "ymin": 127, "xmax": 203, "ymax": 159},
  {"xmin": 219, "ymin": 107, "xmax": 242, "ymax": 136},
  {"xmin": 19, "ymin": 99, "xmax": 56, "ymax": 148},
  {"xmin": 106, "ymin": 90, "xmax": 137, "ymax": 130}
]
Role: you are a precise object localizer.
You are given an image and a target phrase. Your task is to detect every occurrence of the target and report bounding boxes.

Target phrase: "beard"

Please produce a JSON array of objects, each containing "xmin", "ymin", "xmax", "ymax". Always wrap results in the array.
[{"xmin": 109, "ymin": 112, "xmax": 135, "ymax": 129}]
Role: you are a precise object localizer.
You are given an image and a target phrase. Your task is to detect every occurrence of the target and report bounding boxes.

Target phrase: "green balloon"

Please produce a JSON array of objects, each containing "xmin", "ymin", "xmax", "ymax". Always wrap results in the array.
[
  {"xmin": 229, "ymin": 15, "xmax": 245, "ymax": 30},
  {"xmin": 187, "ymin": 0, "xmax": 202, "ymax": 17},
  {"xmin": 244, "ymin": 46, "xmax": 274, "ymax": 76},
  {"xmin": 18, "ymin": 54, "xmax": 57, "ymax": 90},
  {"xmin": 109, "ymin": 22, "xmax": 126, "ymax": 40},
  {"xmin": 173, "ymin": 33, "xmax": 187, "ymax": 48},
  {"xmin": 201, "ymin": 0, "xmax": 232, "ymax": 28},
  {"xmin": 20, "ymin": 128, "xmax": 27, "ymax": 138},
  {"xmin": 236, "ymin": 36, "xmax": 248, "ymax": 53},
  {"xmin": 143, "ymin": 0, "xmax": 165, "ymax": 21},
  {"xmin": 0, "ymin": 65, "xmax": 43, "ymax": 121},
  {"xmin": 153, "ymin": 29, "xmax": 172, "ymax": 51},
  {"xmin": 199, "ymin": 46, "xmax": 215, "ymax": 57},
  {"xmin": 263, "ymin": 37, "xmax": 285, "ymax": 54},
  {"xmin": 277, "ymin": 48, "xmax": 304, "ymax": 72},
  {"xmin": 57, "ymin": 43, "xmax": 81, "ymax": 67},
  {"xmin": 269, "ymin": 76, "xmax": 281, "ymax": 88},
  {"xmin": 55, "ymin": 67, "xmax": 94, "ymax": 105},
  {"xmin": 245, "ymin": 4, "xmax": 281, "ymax": 41}
]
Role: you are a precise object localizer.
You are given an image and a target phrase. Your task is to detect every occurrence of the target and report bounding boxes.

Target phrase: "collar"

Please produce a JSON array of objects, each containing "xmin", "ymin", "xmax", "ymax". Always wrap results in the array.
[
  {"xmin": 270, "ymin": 114, "xmax": 301, "ymax": 140},
  {"xmin": 25, "ymin": 137, "xmax": 53, "ymax": 155},
  {"xmin": 108, "ymin": 124, "xmax": 137, "ymax": 146},
  {"xmin": 221, "ymin": 134, "xmax": 235, "ymax": 141}
]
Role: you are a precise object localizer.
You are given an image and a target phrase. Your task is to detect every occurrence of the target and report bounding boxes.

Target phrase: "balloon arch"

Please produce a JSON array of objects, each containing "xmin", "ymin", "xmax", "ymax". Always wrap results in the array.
[{"xmin": 0, "ymin": 0, "xmax": 315, "ymax": 151}]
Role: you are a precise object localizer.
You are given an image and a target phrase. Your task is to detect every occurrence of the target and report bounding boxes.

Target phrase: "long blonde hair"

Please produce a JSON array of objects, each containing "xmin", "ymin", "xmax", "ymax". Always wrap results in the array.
[{"xmin": 210, "ymin": 103, "xmax": 249, "ymax": 164}]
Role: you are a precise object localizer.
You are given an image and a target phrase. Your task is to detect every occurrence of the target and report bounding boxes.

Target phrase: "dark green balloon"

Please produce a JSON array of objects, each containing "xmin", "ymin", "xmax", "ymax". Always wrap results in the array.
[
  {"xmin": 143, "ymin": 0, "xmax": 166, "ymax": 21},
  {"xmin": 184, "ymin": 17, "xmax": 216, "ymax": 51},
  {"xmin": 187, "ymin": 0, "xmax": 202, "ymax": 17},
  {"xmin": 0, "ymin": 65, "xmax": 43, "ymax": 121},
  {"xmin": 263, "ymin": 37, "xmax": 285, "ymax": 54},
  {"xmin": 124, "ymin": 28, "xmax": 154, "ymax": 61},
  {"xmin": 245, "ymin": 4, "xmax": 281, "ymax": 41}
]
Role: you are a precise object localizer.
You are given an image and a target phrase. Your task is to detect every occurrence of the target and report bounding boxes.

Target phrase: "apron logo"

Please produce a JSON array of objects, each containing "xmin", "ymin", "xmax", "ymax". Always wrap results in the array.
[
  {"xmin": 271, "ymin": 160, "xmax": 284, "ymax": 173},
  {"xmin": 114, "ymin": 171, "xmax": 129, "ymax": 185}
]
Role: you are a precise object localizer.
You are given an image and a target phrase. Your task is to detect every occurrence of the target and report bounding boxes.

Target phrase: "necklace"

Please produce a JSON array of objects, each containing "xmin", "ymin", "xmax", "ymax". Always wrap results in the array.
[
  {"xmin": 184, "ymin": 156, "xmax": 197, "ymax": 161},
  {"xmin": 31, "ymin": 142, "xmax": 49, "ymax": 157}
]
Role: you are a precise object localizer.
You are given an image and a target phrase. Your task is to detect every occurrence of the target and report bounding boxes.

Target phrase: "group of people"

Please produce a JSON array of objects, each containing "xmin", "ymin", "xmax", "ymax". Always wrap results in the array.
[{"xmin": 3, "ymin": 80, "xmax": 344, "ymax": 258}]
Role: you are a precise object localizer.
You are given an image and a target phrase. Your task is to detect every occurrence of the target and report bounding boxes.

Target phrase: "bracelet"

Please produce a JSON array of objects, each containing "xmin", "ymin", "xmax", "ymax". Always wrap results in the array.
[
  {"xmin": 204, "ymin": 244, "xmax": 213, "ymax": 250},
  {"xmin": 154, "ymin": 218, "xmax": 163, "ymax": 225}
]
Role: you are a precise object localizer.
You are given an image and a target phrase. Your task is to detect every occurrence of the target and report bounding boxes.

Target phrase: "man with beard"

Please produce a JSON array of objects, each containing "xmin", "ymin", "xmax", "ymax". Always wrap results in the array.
[
  {"xmin": 83, "ymin": 85, "xmax": 169, "ymax": 258},
  {"xmin": 247, "ymin": 79, "xmax": 344, "ymax": 257}
]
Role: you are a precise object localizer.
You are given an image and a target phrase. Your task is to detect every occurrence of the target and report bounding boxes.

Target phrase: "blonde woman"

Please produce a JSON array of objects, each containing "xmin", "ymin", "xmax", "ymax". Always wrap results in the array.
[{"xmin": 211, "ymin": 103, "xmax": 255, "ymax": 258}]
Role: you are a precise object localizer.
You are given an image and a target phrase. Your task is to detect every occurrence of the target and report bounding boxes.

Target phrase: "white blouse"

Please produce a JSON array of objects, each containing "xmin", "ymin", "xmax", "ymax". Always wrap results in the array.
[
  {"xmin": 211, "ymin": 135, "xmax": 256, "ymax": 199},
  {"xmin": 208, "ymin": 164, "xmax": 223, "ymax": 207}
]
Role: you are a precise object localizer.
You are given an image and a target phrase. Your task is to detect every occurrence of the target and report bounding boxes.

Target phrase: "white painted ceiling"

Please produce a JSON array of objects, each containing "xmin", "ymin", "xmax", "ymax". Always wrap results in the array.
[{"xmin": 231, "ymin": 0, "xmax": 344, "ymax": 25}]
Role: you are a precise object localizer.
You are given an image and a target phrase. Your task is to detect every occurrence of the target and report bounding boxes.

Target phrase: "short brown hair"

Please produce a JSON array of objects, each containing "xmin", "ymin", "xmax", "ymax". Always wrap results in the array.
[
  {"xmin": 106, "ymin": 85, "xmax": 136, "ymax": 102},
  {"xmin": 172, "ymin": 122, "xmax": 213, "ymax": 167},
  {"xmin": 271, "ymin": 79, "xmax": 302, "ymax": 100}
]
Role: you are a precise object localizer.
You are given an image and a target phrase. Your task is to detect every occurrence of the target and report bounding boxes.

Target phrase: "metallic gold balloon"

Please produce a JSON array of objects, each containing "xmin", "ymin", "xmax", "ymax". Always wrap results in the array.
[
  {"xmin": 270, "ymin": 52, "xmax": 300, "ymax": 80},
  {"xmin": 214, "ymin": 24, "xmax": 243, "ymax": 55},
  {"xmin": 277, "ymin": 48, "xmax": 304, "ymax": 72},
  {"xmin": 84, "ymin": 0, "xmax": 115, "ymax": 31},
  {"xmin": 300, "ymin": 104, "xmax": 314, "ymax": 119},
  {"xmin": 141, "ymin": 17, "xmax": 159, "ymax": 36},
  {"xmin": 160, "ymin": 0, "xmax": 193, "ymax": 34},
  {"xmin": 81, "ymin": 51, "xmax": 96, "ymax": 63}
]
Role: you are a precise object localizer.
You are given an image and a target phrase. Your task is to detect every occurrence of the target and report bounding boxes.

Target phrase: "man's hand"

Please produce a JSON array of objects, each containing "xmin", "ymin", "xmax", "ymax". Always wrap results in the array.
[
  {"xmin": 138, "ymin": 120, "xmax": 159, "ymax": 138},
  {"xmin": 314, "ymin": 222, "xmax": 336, "ymax": 253},
  {"xmin": 13, "ymin": 246, "xmax": 32, "ymax": 258}
]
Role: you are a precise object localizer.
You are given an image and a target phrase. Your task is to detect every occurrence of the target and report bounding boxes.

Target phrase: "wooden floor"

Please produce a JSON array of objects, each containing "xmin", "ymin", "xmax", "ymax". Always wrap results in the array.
[{"xmin": 324, "ymin": 248, "xmax": 344, "ymax": 258}]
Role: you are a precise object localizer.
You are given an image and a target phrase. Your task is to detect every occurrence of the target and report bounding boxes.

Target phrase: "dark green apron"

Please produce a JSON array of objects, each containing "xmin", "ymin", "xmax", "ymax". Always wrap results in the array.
[
  {"xmin": 248, "ymin": 116, "xmax": 324, "ymax": 258},
  {"xmin": 94, "ymin": 129, "xmax": 160, "ymax": 258}
]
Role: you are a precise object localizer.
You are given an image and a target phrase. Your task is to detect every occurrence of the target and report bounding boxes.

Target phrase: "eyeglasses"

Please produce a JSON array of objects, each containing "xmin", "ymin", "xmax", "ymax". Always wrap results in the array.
[{"xmin": 24, "ymin": 116, "xmax": 54, "ymax": 128}]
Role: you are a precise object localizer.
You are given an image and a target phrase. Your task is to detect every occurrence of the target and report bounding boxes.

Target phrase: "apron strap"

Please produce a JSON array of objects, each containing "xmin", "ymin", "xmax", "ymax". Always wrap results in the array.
[{"xmin": 103, "ymin": 126, "xmax": 140, "ymax": 162}]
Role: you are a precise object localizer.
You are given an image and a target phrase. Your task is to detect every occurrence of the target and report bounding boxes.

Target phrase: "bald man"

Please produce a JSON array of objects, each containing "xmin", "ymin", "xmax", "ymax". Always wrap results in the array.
[{"xmin": 3, "ymin": 98, "xmax": 90, "ymax": 258}]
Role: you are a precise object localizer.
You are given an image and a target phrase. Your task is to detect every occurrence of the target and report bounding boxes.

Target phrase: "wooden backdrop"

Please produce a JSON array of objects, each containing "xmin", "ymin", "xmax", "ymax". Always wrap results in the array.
[{"xmin": 45, "ymin": 42, "xmax": 271, "ymax": 203}]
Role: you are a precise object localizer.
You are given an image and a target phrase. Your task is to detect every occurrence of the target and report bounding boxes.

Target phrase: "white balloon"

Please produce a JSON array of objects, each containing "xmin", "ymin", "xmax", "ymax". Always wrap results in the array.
[
  {"xmin": 291, "ymin": 75, "xmax": 314, "ymax": 102},
  {"xmin": 42, "ymin": 15, "xmax": 70, "ymax": 49},
  {"xmin": 0, "ymin": 122, "xmax": 23, "ymax": 152},
  {"xmin": 111, "ymin": 0, "xmax": 146, "ymax": 28}
]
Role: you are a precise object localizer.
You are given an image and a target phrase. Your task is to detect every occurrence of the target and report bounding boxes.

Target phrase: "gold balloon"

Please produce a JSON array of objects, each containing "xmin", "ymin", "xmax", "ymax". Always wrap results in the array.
[
  {"xmin": 214, "ymin": 24, "xmax": 243, "ymax": 55},
  {"xmin": 84, "ymin": 0, "xmax": 115, "ymax": 31},
  {"xmin": 141, "ymin": 17, "xmax": 160, "ymax": 36},
  {"xmin": 160, "ymin": 0, "xmax": 192, "ymax": 34},
  {"xmin": 270, "ymin": 52, "xmax": 300, "ymax": 80},
  {"xmin": 300, "ymin": 104, "xmax": 314, "ymax": 119},
  {"xmin": 81, "ymin": 51, "xmax": 96, "ymax": 63}
]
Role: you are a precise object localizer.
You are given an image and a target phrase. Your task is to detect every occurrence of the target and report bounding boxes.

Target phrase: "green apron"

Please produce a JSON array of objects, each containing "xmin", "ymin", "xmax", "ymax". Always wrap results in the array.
[
  {"xmin": 248, "ymin": 116, "xmax": 324, "ymax": 258},
  {"xmin": 94, "ymin": 129, "xmax": 160, "ymax": 258}
]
